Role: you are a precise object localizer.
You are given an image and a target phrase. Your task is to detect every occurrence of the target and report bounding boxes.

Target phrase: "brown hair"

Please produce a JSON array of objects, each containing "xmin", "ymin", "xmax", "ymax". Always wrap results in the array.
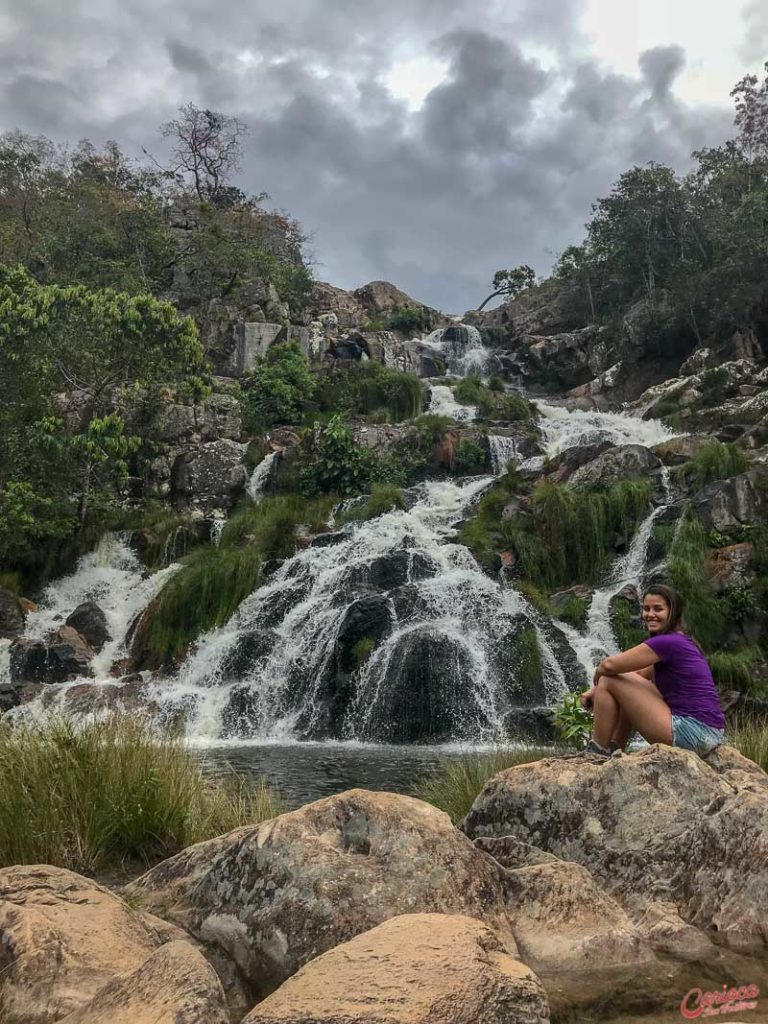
[{"xmin": 642, "ymin": 584, "xmax": 684, "ymax": 635}]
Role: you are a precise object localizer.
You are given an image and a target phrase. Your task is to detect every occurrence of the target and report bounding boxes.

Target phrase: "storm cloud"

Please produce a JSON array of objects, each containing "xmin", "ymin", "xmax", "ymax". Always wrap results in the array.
[{"xmin": 0, "ymin": 0, "xmax": 745, "ymax": 310}]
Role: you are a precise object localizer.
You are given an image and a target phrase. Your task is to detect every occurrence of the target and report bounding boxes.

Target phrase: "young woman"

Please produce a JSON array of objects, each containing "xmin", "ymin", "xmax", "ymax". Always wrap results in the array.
[{"xmin": 578, "ymin": 584, "xmax": 725, "ymax": 757}]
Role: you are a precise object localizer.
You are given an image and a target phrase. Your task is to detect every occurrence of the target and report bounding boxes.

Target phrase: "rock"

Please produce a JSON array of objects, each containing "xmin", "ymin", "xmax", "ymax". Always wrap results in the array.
[
  {"xmin": 61, "ymin": 678, "xmax": 151, "ymax": 716},
  {"xmin": 567, "ymin": 444, "xmax": 661, "ymax": 488},
  {"xmin": 127, "ymin": 789, "xmax": 516, "ymax": 998},
  {"xmin": 0, "ymin": 866, "xmax": 169, "ymax": 1024},
  {"xmin": 57, "ymin": 941, "xmax": 229, "ymax": 1024},
  {"xmin": 0, "ymin": 681, "xmax": 23, "ymax": 713},
  {"xmin": 65, "ymin": 601, "xmax": 110, "ymax": 652},
  {"xmin": 463, "ymin": 745, "xmax": 768, "ymax": 954},
  {"xmin": 550, "ymin": 586, "xmax": 591, "ymax": 626},
  {"xmin": 242, "ymin": 914, "xmax": 549, "ymax": 1024},
  {"xmin": 691, "ymin": 472, "xmax": 767, "ymax": 533},
  {"xmin": 353, "ymin": 280, "xmax": 435, "ymax": 322},
  {"xmin": 499, "ymin": 860, "xmax": 655, "ymax": 1008},
  {"xmin": 680, "ymin": 348, "xmax": 714, "ymax": 375},
  {"xmin": 0, "ymin": 587, "xmax": 25, "ymax": 640},
  {"xmin": 566, "ymin": 361, "xmax": 623, "ymax": 403},
  {"xmin": 545, "ymin": 441, "xmax": 612, "ymax": 483},
  {"xmin": 310, "ymin": 282, "xmax": 366, "ymax": 328},
  {"xmin": 334, "ymin": 595, "xmax": 394, "ymax": 674},
  {"xmin": 652, "ymin": 434, "xmax": 712, "ymax": 466},
  {"xmin": 474, "ymin": 836, "xmax": 559, "ymax": 869},
  {"xmin": 9, "ymin": 626, "xmax": 94, "ymax": 685},
  {"xmin": 171, "ymin": 439, "xmax": 247, "ymax": 512},
  {"xmin": 708, "ymin": 543, "xmax": 755, "ymax": 592},
  {"xmin": 222, "ymin": 323, "xmax": 286, "ymax": 376}
]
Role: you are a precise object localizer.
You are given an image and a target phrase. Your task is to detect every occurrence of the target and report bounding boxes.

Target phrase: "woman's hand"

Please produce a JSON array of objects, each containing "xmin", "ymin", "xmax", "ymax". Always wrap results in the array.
[
  {"xmin": 580, "ymin": 687, "xmax": 596, "ymax": 711},
  {"xmin": 593, "ymin": 665, "xmax": 603, "ymax": 687}
]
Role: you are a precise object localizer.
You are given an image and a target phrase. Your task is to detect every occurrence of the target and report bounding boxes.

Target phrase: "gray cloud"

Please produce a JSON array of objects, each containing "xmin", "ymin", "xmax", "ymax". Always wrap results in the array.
[
  {"xmin": 740, "ymin": 0, "xmax": 768, "ymax": 65},
  {"xmin": 0, "ymin": 0, "xmax": 736, "ymax": 311}
]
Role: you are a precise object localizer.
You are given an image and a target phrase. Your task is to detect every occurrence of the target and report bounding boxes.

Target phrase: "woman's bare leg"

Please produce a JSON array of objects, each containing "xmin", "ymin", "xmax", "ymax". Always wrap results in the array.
[
  {"xmin": 592, "ymin": 672, "xmax": 672, "ymax": 749},
  {"xmin": 610, "ymin": 708, "xmax": 634, "ymax": 749}
]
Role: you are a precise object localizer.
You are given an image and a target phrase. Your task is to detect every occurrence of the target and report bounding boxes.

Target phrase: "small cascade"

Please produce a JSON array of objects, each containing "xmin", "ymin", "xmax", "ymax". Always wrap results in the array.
[
  {"xmin": 488, "ymin": 435, "xmax": 519, "ymax": 476},
  {"xmin": 210, "ymin": 519, "xmax": 226, "ymax": 547},
  {"xmin": 247, "ymin": 451, "xmax": 278, "ymax": 503},
  {"xmin": 560, "ymin": 466, "xmax": 674, "ymax": 677},
  {"xmin": 418, "ymin": 324, "xmax": 489, "ymax": 376},
  {"xmin": 535, "ymin": 402, "xmax": 678, "ymax": 459},
  {"xmin": 428, "ymin": 384, "xmax": 476, "ymax": 422},
  {"xmin": 6, "ymin": 534, "xmax": 178, "ymax": 691}
]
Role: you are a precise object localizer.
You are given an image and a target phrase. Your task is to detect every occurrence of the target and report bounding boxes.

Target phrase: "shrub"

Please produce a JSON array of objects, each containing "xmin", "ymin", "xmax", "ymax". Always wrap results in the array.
[
  {"xmin": 313, "ymin": 362, "xmax": 423, "ymax": 422},
  {"xmin": 0, "ymin": 715, "xmax": 280, "ymax": 873},
  {"xmin": 453, "ymin": 376, "xmax": 533, "ymax": 422},
  {"xmin": 558, "ymin": 594, "xmax": 589, "ymax": 629},
  {"xmin": 300, "ymin": 414, "xmax": 374, "ymax": 497},
  {"xmin": 667, "ymin": 514, "xmax": 728, "ymax": 649},
  {"xmin": 488, "ymin": 375, "xmax": 506, "ymax": 393},
  {"xmin": 414, "ymin": 746, "xmax": 554, "ymax": 823},
  {"xmin": 338, "ymin": 483, "xmax": 405, "ymax": 523},
  {"xmin": 240, "ymin": 341, "xmax": 315, "ymax": 431},
  {"xmin": 553, "ymin": 691, "xmax": 592, "ymax": 748},
  {"xmin": 386, "ymin": 305, "xmax": 436, "ymax": 334},
  {"xmin": 453, "ymin": 438, "xmax": 489, "ymax": 474},
  {"xmin": 413, "ymin": 414, "xmax": 454, "ymax": 447},
  {"xmin": 611, "ymin": 596, "xmax": 646, "ymax": 650}
]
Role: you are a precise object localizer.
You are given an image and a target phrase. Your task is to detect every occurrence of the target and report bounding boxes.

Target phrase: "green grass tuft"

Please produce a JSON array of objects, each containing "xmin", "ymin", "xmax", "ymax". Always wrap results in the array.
[
  {"xmin": 666, "ymin": 514, "xmax": 729, "ymax": 649},
  {"xmin": 710, "ymin": 647, "xmax": 764, "ymax": 694},
  {"xmin": 0, "ymin": 715, "xmax": 281, "ymax": 873},
  {"xmin": 728, "ymin": 717, "xmax": 768, "ymax": 773},
  {"xmin": 414, "ymin": 746, "xmax": 556, "ymax": 824},
  {"xmin": 677, "ymin": 440, "xmax": 748, "ymax": 491},
  {"xmin": 338, "ymin": 483, "xmax": 405, "ymax": 523}
]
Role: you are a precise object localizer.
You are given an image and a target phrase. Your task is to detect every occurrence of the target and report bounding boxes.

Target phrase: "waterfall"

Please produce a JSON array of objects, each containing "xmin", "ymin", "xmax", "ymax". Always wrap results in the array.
[
  {"xmin": 418, "ymin": 324, "xmax": 489, "ymax": 376},
  {"xmin": 4, "ymin": 534, "xmax": 179, "ymax": 691},
  {"xmin": 535, "ymin": 402, "xmax": 678, "ymax": 459},
  {"xmin": 427, "ymin": 385, "xmax": 476, "ymax": 422},
  {"xmin": 247, "ymin": 451, "xmax": 278, "ymax": 502},
  {"xmin": 210, "ymin": 519, "xmax": 226, "ymax": 547},
  {"xmin": 488, "ymin": 435, "xmax": 519, "ymax": 476}
]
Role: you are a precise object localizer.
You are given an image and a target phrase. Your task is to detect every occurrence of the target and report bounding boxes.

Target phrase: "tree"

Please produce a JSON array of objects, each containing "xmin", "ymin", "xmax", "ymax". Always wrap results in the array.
[
  {"xmin": 159, "ymin": 104, "xmax": 249, "ymax": 202},
  {"xmin": 477, "ymin": 265, "xmax": 535, "ymax": 311},
  {"xmin": 731, "ymin": 62, "xmax": 768, "ymax": 169},
  {"xmin": 240, "ymin": 341, "xmax": 316, "ymax": 431}
]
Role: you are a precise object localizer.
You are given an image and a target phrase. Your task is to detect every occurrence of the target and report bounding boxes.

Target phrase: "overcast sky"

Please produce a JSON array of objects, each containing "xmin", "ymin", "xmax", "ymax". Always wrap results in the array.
[{"xmin": 0, "ymin": 0, "xmax": 764, "ymax": 312}]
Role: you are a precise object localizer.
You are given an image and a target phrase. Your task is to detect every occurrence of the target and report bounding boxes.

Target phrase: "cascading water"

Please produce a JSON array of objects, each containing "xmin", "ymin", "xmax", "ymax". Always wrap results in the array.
[
  {"xmin": 419, "ymin": 324, "xmax": 488, "ymax": 376},
  {"xmin": 427, "ymin": 385, "xmax": 476, "ymax": 422},
  {"xmin": 247, "ymin": 451, "xmax": 278, "ymax": 502},
  {"xmin": 488, "ymin": 435, "xmax": 519, "ymax": 475}
]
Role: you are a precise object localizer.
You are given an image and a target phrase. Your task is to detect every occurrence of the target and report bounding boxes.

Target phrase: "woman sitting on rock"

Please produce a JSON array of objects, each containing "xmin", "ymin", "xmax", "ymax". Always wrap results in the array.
[{"xmin": 579, "ymin": 583, "xmax": 725, "ymax": 757}]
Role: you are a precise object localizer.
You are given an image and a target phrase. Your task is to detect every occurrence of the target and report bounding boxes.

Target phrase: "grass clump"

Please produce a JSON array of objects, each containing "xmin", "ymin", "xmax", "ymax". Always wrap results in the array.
[
  {"xmin": 728, "ymin": 716, "xmax": 768, "ymax": 773},
  {"xmin": 338, "ymin": 483, "xmax": 405, "ymax": 523},
  {"xmin": 314, "ymin": 363, "xmax": 423, "ymax": 422},
  {"xmin": 677, "ymin": 440, "xmax": 748, "ymax": 491},
  {"xmin": 710, "ymin": 647, "xmax": 764, "ymax": 694},
  {"xmin": 220, "ymin": 493, "xmax": 334, "ymax": 557},
  {"xmin": 453, "ymin": 375, "xmax": 533, "ymax": 422},
  {"xmin": 667, "ymin": 514, "xmax": 728, "ymax": 649},
  {"xmin": 0, "ymin": 715, "xmax": 281, "ymax": 874},
  {"xmin": 611, "ymin": 595, "xmax": 646, "ymax": 650},
  {"xmin": 415, "ymin": 746, "xmax": 554, "ymax": 824},
  {"xmin": 557, "ymin": 595, "xmax": 589, "ymax": 629}
]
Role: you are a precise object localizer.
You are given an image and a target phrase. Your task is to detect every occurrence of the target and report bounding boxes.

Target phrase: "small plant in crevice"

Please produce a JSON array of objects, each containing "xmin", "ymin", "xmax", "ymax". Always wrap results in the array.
[{"xmin": 676, "ymin": 440, "xmax": 748, "ymax": 491}]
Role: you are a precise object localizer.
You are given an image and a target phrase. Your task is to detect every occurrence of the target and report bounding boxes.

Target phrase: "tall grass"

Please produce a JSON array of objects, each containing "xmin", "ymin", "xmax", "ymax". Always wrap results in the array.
[
  {"xmin": 313, "ymin": 363, "xmax": 423, "ymax": 422},
  {"xmin": 0, "ymin": 715, "xmax": 280, "ymax": 873},
  {"xmin": 414, "ymin": 746, "xmax": 554, "ymax": 824},
  {"xmin": 710, "ymin": 647, "xmax": 764, "ymax": 693},
  {"xmin": 337, "ymin": 483, "xmax": 405, "ymax": 523},
  {"xmin": 729, "ymin": 717, "xmax": 768, "ymax": 773},
  {"xmin": 667, "ymin": 514, "xmax": 728, "ymax": 648},
  {"xmin": 453, "ymin": 375, "xmax": 533, "ymax": 421}
]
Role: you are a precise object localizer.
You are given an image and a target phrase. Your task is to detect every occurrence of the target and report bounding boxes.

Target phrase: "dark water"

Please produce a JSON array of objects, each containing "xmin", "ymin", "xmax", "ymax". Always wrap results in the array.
[{"xmin": 193, "ymin": 742, "xmax": 476, "ymax": 807}]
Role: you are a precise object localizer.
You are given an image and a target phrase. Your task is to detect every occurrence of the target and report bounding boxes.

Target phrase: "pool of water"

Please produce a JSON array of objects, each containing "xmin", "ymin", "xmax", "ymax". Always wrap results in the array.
[{"xmin": 194, "ymin": 742, "xmax": 494, "ymax": 808}]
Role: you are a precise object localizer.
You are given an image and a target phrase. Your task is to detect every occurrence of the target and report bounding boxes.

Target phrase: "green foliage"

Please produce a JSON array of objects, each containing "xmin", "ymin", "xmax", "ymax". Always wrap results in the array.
[
  {"xmin": 386, "ymin": 305, "xmax": 436, "ymax": 334},
  {"xmin": 553, "ymin": 691, "xmax": 592, "ymax": 748},
  {"xmin": 478, "ymin": 265, "xmax": 535, "ymax": 310},
  {"xmin": 338, "ymin": 484, "xmax": 405, "ymax": 523},
  {"xmin": 220, "ymin": 493, "xmax": 334, "ymax": 557},
  {"xmin": 350, "ymin": 637, "xmax": 375, "ymax": 669},
  {"xmin": 667, "ymin": 514, "xmax": 729, "ymax": 649},
  {"xmin": 710, "ymin": 648, "xmax": 763, "ymax": 694},
  {"xmin": 516, "ymin": 582, "xmax": 555, "ymax": 617},
  {"xmin": 240, "ymin": 341, "xmax": 315, "ymax": 431},
  {"xmin": 722, "ymin": 586, "xmax": 759, "ymax": 623},
  {"xmin": 0, "ymin": 482, "xmax": 74, "ymax": 568},
  {"xmin": 728, "ymin": 717, "xmax": 768, "ymax": 773},
  {"xmin": 611, "ymin": 596, "xmax": 647, "ymax": 650},
  {"xmin": 677, "ymin": 441, "xmax": 748, "ymax": 491},
  {"xmin": 487, "ymin": 374, "xmax": 506, "ymax": 393},
  {"xmin": 414, "ymin": 746, "xmax": 554, "ymax": 824},
  {"xmin": 0, "ymin": 714, "xmax": 280, "ymax": 873},
  {"xmin": 299, "ymin": 415, "xmax": 374, "ymax": 497},
  {"xmin": 452, "ymin": 375, "xmax": 532, "ymax": 422},
  {"xmin": 413, "ymin": 414, "xmax": 454, "ymax": 446},
  {"xmin": 313, "ymin": 362, "xmax": 423, "ymax": 422},
  {"xmin": 558, "ymin": 595, "xmax": 589, "ymax": 629},
  {"xmin": 515, "ymin": 626, "xmax": 543, "ymax": 688},
  {"xmin": 453, "ymin": 438, "xmax": 489, "ymax": 474}
]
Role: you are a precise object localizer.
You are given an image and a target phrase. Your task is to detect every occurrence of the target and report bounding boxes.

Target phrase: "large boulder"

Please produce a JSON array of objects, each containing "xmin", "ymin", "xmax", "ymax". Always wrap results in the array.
[
  {"xmin": 243, "ymin": 914, "xmax": 550, "ymax": 1024},
  {"xmin": 691, "ymin": 472, "xmax": 768, "ymax": 533},
  {"xmin": 171, "ymin": 439, "xmax": 247, "ymax": 512},
  {"xmin": 0, "ymin": 586, "xmax": 25, "ymax": 640},
  {"xmin": 0, "ymin": 866, "xmax": 169, "ymax": 1024},
  {"xmin": 567, "ymin": 444, "xmax": 661, "ymax": 488},
  {"xmin": 65, "ymin": 601, "xmax": 109, "ymax": 652},
  {"xmin": 463, "ymin": 745, "xmax": 768, "ymax": 954},
  {"xmin": 57, "ymin": 941, "xmax": 229, "ymax": 1024},
  {"xmin": 127, "ymin": 790, "xmax": 515, "ymax": 998},
  {"xmin": 9, "ymin": 626, "xmax": 94, "ymax": 685},
  {"xmin": 310, "ymin": 281, "xmax": 367, "ymax": 328}
]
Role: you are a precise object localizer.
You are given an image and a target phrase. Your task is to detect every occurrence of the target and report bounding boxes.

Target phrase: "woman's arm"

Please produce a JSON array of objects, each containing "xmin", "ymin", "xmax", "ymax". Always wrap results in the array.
[{"xmin": 594, "ymin": 643, "xmax": 659, "ymax": 683}]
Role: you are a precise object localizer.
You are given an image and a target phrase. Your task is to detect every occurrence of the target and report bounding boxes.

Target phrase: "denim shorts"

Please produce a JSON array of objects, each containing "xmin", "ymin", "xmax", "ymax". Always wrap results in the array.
[{"xmin": 672, "ymin": 715, "xmax": 725, "ymax": 756}]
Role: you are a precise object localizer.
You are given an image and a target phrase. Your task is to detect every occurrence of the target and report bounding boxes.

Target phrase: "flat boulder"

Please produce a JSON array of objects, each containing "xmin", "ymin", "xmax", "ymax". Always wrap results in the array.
[
  {"xmin": 57, "ymin": 941, "xmax": 229, "ymax": 1024},
  {"xmin": 127, "ymin": 790, "xmax": 515, "ymax": 997},
  {"xmin": 0, "ymin": 865, "xmax": 167, "ymax": 1024},
  {"xmin": 242, "ymin": 914, "xmax": 549, "ymax": 1024},
  {"xmin": 463, "ymin": 745, "xmax": 768, "ymax": 955},
  {"xmin": 567, "ymin": 443, "xmax": 661, "ymax": 488},
  {"xmin": 691, "ymin": 472, "xmax": 767, "ymax": 533}
]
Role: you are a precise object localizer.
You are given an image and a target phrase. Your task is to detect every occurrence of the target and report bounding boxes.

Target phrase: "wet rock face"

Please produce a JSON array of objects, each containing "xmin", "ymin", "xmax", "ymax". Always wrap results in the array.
[
  {"xmin": 242, "ymin": 914, "xmax": 550, "ymax": 1024},
  {"xmin": 0, "ymin": 587, "xmax": 25, "ymax": 640},
  {"xmin": 171, "ymin": 438, "xmax": 247, "ymax": 513},
  {"xmin": 65, "ymin": 601, "xmax": 109, "ymax": 652},
  {"xmin": 566, "ymin": 443, "xmax": 661, "ymax": 488},
  {"xmin": 127, "ymin": 789, "xmax": 516, "ymax": 999},
  {"xmin": 10, "ymin": 626, "xmax": 94, "ymax": 685},
  {"xmin": 463, "ymin": 745, "xmax": 768, "ymax": 955}
]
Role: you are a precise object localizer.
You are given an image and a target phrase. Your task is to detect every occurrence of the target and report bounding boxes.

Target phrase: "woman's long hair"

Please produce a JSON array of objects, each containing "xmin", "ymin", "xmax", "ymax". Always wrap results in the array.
[{"xmin": 642, "ymin": 583, "xmax": 685, "ymax": 635}]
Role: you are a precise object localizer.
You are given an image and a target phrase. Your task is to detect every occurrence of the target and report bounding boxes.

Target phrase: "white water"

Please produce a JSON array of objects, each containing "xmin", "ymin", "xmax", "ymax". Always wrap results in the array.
[
  {"xmin": 428, "ymin": 385, "xmax": 476, "ymax": 422},
  {"xmin": 419, "ymin": 324, "xmax": 489, "ymax": 376},
  {"xmin": 488, "ymin": 435, "xmax": 519, "ymax": 476},
  {"xmin": 4, "ymin": 534, "xmax": 178, "ymax": 688},
  {"xmin": 247, "ymin": 451, "xmax": 278, "ymax": 502},
  {"xmin": 535, "ymin": 401, "xmax": 678, "ymax": 459},
  {"xmin": 210, "ymin": 519, "xmax": 226, "ymax": 547}
]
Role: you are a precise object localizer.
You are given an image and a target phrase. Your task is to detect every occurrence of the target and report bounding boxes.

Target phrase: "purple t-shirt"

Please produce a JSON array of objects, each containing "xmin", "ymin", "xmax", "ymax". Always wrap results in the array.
[{"xmin": 645, "ymin": 632, "xmax": 725, "ymax": 729}]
